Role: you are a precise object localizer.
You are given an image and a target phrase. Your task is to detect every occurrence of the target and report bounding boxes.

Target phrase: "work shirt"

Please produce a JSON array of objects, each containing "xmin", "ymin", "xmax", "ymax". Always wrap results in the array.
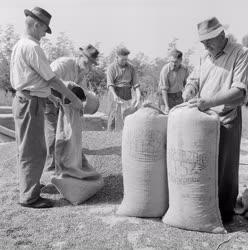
[
  {"xmin": 51, "ymin": 57, "xmax": 89, "ymax": 89},
  {"xmin": 159, "ymin": 64, "xmax": 188, "ymax": 93},
  {"xmin": 186, "ymin": 40, "xmax": 248, "ymax": 124},
  {"xmin": 51, "ymin": 57, "xmax": 78, "ymax": 82},
  {"xmin": 10, "ymin": 35, "xmax": 55, "ymax": 97},
  {"xmin": 107, "ymin": 61, "xmax": 139, "ymax": 89}
]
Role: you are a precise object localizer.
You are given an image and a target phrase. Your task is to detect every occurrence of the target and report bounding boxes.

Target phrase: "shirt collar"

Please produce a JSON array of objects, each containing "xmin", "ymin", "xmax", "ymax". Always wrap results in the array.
[
  {"xmin": 23, "ymin": 34, "xmax": 40, "ymax": 45},
  {"xmin": 222, "ymin": 39, "xmax": 232, "ymax": 55}
]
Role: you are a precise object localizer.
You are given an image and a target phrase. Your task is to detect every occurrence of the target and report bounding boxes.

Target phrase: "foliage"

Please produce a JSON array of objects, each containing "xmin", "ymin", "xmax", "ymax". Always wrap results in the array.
[
  {"xmin": 0, "ymin": 27, "xmax": 194, "ymax": 103},
  {"xmin": 242, "ymin": 34, "xmax": 248, "ymax": 48},
  {"xmin": 0, "ymin": 24, "xmax": 19, "ymax": 92},
  {"xmin": 41, "ymin": 32, "xmax": 75, "ymax": 63}
]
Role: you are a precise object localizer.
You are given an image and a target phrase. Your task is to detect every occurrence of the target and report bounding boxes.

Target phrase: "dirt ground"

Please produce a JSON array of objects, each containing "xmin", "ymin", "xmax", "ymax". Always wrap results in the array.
[{"xmin": 0, "ymin": 127, "xmax": 248, "ymax": 250}]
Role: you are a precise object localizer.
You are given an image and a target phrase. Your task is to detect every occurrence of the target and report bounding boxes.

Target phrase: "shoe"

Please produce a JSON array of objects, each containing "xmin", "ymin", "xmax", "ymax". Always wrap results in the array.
[{"xmin": 19, "ymin": 197, "xmax": 53, "ymax": 209}]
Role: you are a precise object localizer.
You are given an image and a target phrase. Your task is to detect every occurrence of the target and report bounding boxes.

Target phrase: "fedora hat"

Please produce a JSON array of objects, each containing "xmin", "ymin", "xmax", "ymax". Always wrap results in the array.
[
  {"xmin": 197, "ymin": 17, "xmax": 224, "ymax": 42},
  {"xmin": 24, "ymin": 7, "xmax": 52, "ymax": 34},
  {"xmin": 79, "ymin": 44, "xmax": 99, "ymax": 65}
]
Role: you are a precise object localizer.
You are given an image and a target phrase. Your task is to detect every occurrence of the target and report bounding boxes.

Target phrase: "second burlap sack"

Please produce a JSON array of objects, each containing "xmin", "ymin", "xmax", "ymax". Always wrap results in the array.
[{"xmin": 162, "ymin": 104, "xmax": 226, "ymax": 233}]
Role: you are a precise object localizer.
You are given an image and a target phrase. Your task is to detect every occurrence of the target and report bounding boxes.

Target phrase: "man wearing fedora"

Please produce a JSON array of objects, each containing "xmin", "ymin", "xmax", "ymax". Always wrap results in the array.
[
  {"xmin": 107, "ymin": 46, "xmax": 141, "ymax": 131},
  {"xmin": 44, "ymin": 44, "xmax": 99, "ymax": 172},
  {"xmin": 158, "ymin": 49, "xmax": 189, "ymax": 114},
  {"xmin": 10, "ymin": 7, "xmax": 84, "ymax": 208},
  {"xmin": 183, "ymin": 17, "xmax": 248, "ymax": 222}
]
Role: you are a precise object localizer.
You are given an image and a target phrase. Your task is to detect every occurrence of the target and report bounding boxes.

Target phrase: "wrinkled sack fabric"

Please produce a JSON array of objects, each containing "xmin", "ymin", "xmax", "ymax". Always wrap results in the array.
[
  {"xmin": 117, "ymin": 105, "xmax": 169, "ymax": 217},
  {"xmin": 162, "ymin": 104, "xmax": 226, "ymax": 234},
  {"xmin": 51, "ymin": 104, "xmax": 104, "ymax": 205}
]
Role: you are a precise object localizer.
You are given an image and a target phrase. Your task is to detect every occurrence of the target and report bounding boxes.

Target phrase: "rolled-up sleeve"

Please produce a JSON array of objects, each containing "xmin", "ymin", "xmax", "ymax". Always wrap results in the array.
[
  {"xmin": 231, "ymin": 49, "xmax": 248, "ymax": 96},
  {"xmin": 107, "ymin": 65, "xmax": 116, "ymax": 88},
  {"xmin": 159, "ymin": 66, "xmax": 169, "ymax": 91},
  {"xmin": 28, "ymin": 45, "xmax": 55, "ymax": 81}
]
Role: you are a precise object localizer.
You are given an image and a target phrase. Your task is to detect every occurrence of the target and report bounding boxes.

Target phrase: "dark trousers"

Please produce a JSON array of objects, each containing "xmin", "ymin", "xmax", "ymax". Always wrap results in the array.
[
  {"xmin": 44, "ymin": 100, "xmax": 59, "ymax": 171},
  {"xmin": 218, "ymin": 107, "xmax": 242, "ymax": 217},
  {"xmin": 158, "ymin": 91, "xmax": 183, "ymax": 109},
  {"xmin": 12, "ymin": 92, "xmax": 47, "ymax": 204},
  {"xmin": 107, "ymin": 87, "xmax": 132, "ymax": 131}
]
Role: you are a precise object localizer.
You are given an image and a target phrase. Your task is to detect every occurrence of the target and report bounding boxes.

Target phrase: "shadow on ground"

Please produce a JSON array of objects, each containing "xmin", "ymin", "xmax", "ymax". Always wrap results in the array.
[
  {"xmin": 225, "ymin": 215, "xmax": 248, "ymax": 233},
  {"xmin": 84, "ymin": 174, "xmax": 123, "ymax": 205},
  {"xmin": 82, "ymin": 146, "xmax": 121, "ymax": 156}
]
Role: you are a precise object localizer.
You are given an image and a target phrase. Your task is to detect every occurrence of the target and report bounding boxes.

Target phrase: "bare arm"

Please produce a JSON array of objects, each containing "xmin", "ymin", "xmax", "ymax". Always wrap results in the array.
[
  {"xmin": 135, "ymin": 87, "xmax": 141, "ymax": 106},
  {"xmin": 189, "ymin": 88, "xmax": 245, "ymax": 111}
]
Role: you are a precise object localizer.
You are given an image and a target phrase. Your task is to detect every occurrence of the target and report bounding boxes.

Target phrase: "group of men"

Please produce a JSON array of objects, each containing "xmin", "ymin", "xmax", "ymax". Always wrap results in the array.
[{"xmin": 10, "ymin": 7, "xmax": 248, "ymax": 224}]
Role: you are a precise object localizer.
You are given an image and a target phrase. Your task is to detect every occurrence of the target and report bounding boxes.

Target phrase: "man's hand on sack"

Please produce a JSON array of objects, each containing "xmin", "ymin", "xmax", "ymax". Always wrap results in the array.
[
  {"xmin": 48, "ymin": 94, "xmax": 61, "ymax": 108},
  {"xmin": 163, "ymin": 106, "xmax": 170, "ymax": 114},
  {"xmin": 114, "ymin": 95, "xmax": 124, "ymax": 104},
  {"xmin": 187, "ymin": 97, "xmax": 213, "ymax": 111}
]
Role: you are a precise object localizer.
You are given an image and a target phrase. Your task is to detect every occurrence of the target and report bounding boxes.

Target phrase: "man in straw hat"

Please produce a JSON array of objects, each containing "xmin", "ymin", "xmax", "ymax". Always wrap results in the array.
[
  {"xmin": 106, "ymin": 46, "xmax": 141, "ymax": 131},
  {"xmin": 10, "ymin": 7, "xmax": 84, "ymax": 208},
  {"xmin": 183, "ymin": 17, "xmax": 248, "ymax": 222},
  {"xmin": 158, "ymin": 49, "xmax": 189, "ymax": 114},
  {"xmin": 44, "ymin": 44, "xmax": 99, "ymax": 172}
]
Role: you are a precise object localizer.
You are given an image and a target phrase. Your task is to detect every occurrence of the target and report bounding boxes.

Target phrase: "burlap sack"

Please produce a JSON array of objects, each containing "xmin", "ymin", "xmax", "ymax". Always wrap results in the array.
[
  {"xmin": 162, "ymin": 104, "xmax": 226, "ymax": 233},
  {"xmin": 51, "ymin": 104, "xmax": 103, "ymax": 205},
  {"xmin": 117, "ymin": 106, "xmax": 168, "ymax": 217}
]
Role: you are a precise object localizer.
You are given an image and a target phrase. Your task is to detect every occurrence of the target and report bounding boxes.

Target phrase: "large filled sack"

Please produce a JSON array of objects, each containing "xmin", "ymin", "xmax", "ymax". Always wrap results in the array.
[
  {"xmin": 51, "ymin": 97, "xmax": 103, "ymax": 205},
  {"xmin": 162, "ymin": 104, "xmax": 226, "ymax": 233},
  {"xmin": 117, "ymin": 105, "xmax": 168, "ymax": 217}
]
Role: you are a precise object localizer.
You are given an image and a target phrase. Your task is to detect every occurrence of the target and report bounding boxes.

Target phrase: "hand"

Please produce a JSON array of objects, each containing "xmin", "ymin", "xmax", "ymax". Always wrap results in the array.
[
  {"xmin": 182, "ymin": 88, "xmax": 195, "ymax": 102},
  {"xmin": 131, "ymin": 98, "xmax": 140, "ymax": 108},
  {"xmin": 113, "ymin": 95, "xmax": 123, "ymax": 104},
  {"xmin": 48, "ymin": 94, "xmax": 61, "ymax": 108},
  {"xmin": 187, "ymin": 98, "xmax": 212, "ymax": 111},
  {"xmin": 163, "ymin": 106, "xmax": 170, "ymax": 114}
]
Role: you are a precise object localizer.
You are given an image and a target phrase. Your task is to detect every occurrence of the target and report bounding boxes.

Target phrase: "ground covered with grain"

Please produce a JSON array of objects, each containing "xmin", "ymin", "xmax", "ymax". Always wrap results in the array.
[{"xmin": 0, "ymin": 116, "xmax": 248, "ymax": 249}]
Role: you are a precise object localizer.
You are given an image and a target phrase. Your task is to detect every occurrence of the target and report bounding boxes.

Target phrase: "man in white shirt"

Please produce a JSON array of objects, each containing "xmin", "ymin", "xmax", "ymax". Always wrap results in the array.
[
  {"xmin": 10, "ymin": 7, "xmax": 84, "ymax": 208},
  {"xmin": 183, "ymin": 17, "xmax": 248, "ymax": 223}
]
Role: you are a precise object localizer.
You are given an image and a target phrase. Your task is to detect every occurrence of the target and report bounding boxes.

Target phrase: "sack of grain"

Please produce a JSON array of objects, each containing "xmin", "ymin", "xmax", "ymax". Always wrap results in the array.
[
  {"xmin": 117, "ymin": 106, "xmax": 168, "ymax": 217},
  {"xmin": 162, "ymin": 104, "xmax": 226, "ymax": 233}
]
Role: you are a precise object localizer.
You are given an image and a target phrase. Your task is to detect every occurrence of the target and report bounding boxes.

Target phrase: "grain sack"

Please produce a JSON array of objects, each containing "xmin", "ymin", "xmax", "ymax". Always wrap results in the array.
[
  {"xmin": 162, "ymin": 104, "xmax": 226, "ymax": 233},
  {"xmin": 117, "ymin": 106, "xmax": 168, "ymax": 217},
  {"xmin": 51, "ymin": 101, "xmax": 103, "ymax": 205}
]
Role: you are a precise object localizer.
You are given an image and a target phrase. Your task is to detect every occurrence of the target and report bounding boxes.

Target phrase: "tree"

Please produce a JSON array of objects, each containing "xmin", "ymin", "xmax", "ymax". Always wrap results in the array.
[
  {"xmin": 242, "ymin": 34, "xmax": 248, "ymax": 48},
  {"xmin": 226, "ymin": 33, "xmax": 237, "ymax": 44},
  {"xmin": 0, "ymin": 24, "xmax": 19, "ymax": 92},
  {"xmin": 41, "ymin": 32, "xmax": 75, "ymax": 63}
]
